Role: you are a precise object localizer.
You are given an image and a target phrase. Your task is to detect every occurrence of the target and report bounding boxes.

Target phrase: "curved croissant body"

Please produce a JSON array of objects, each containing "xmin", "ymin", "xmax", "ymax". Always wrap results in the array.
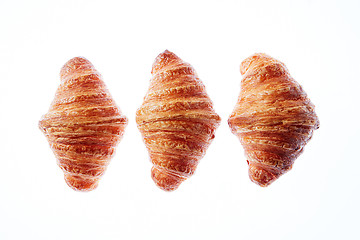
[
  {"xmin": 39, "ymin": 57, "xmax": 128, "ymax": 191},
  {"xmin": 228, "ymin": 53, "xmax": 319, "ymax": 187},
  {"xmin": 136, "ymin": 50, "xmax": 221, "ymax": 191}
]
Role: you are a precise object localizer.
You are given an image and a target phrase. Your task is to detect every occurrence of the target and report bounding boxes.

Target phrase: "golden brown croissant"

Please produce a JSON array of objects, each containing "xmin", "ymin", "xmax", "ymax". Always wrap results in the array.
[
  {"xmin": 228, "ymin": 53, "xmax": 319, "ymax": 187},
  {"xmin": 136, "ymin": 50, "xmax": 221, "ymax": 191},
  {"xmin": 39, "ymin": 57, "xmax": 128, "ymax": 191}
]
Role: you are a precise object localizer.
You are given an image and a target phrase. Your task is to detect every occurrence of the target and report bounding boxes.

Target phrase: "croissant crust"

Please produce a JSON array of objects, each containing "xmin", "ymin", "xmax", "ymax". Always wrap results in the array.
[
  {"xmin": 136, "ymin": 50, "xmax": 221, "ymax": 191},
  {"xmin": 228, "ymin": 53, "xmax": 319, "ymax": 187},
  {"xmin": 39, "ymin": 57, "xmax": 128, "ymax": 191}
]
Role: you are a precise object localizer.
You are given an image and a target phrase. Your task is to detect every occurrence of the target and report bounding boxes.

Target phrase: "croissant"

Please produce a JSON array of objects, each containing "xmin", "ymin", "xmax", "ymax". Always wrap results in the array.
[
  {"xmin": 39, "ymin": 57, "xmax": 128, "ymax": 191},
  {"xmin": 228, "ymin": 53, "xmax": 319, "ymax": 187},
  {"xmin": 136, "ymin": 50, "xmax": 221, "ymax": 191}
]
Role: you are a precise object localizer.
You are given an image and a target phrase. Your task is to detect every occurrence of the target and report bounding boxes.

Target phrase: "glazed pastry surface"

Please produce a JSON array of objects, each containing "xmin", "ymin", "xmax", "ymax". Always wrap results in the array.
[
  {"xmin": 39, "ymin": 57, "xmax": 128, "ymax": 191},
  {"xmin": 136, "ymin": 50, "xmax": 221, "ymax": 191},
  {"xmin": 228, "ymin": 53, "xmax": 319, "ymax": 187}
]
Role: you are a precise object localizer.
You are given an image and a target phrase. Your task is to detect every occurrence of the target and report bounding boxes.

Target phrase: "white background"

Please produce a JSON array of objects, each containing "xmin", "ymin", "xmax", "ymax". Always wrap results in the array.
[{"xmin": 1, "ymin": 0, "xmax": 359, "ymax": 239}]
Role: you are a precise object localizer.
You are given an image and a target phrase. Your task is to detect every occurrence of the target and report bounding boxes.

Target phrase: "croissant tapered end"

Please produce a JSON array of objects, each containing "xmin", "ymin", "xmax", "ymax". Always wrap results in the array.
[
  {"xmin": 151, "ymin": 49, "xmax": 180, "ymax": 75},
  {"xmin": 151, "ymin": 166, "xmax": 185, "ymax": 192},
  {"xmin": 239, "ymin": 53, "xmax": 275, "ymax": 75},
  {"xmin": 137, "ymin": 50, "xmax": 221, "ymax": 191},
  {"xmin": 40, "ymin": 57, "xmax": 128, "ymax": 192},
  {"xmin": 60, "ymin": 56, "xmax": 95, "ymax": 81},
  {"xmin": 229, "ymin": 53, "xmax": 319, "ymax": 187},
  {"xmin": 248, "ymin": 162, "xmax": 283, "ymax": 187},
  {"xmin": 64, "ymin": 174, "xmax": 99, "ymax": 192}
]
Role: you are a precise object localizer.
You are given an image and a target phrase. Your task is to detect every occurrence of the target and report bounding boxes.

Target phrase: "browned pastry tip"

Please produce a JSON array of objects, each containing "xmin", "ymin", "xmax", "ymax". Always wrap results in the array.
[
  {"xmin": 151, "ymin": 49, "xmax": 179, "ymax": 75},
  {"xmin": 136, "ymin": 50, "xmax": 221, "ymax": 191},
  {"xmin": 151, "ymin": 166, "xmax": 185, "ymax": 192},
  {"xmin": 228, "ymin": 53, "xmax": 319, "ymax": 187},
  {"xmin": 39, "ymin": 57, "xmax": 128, "ymax": 191}
]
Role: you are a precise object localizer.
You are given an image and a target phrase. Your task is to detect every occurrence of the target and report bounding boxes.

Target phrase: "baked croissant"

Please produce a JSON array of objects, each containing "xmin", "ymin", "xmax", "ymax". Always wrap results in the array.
[
  {"xmin": 39, "ymin": 57, "xmax": 128, "ymax": 191},
  {"xmin": 136, "ymin": 50, "xmax": 221, "ymax": 191},
  {"xmin": 228, "ymin": 53, "xmax": 319, "ymax": 187}
]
